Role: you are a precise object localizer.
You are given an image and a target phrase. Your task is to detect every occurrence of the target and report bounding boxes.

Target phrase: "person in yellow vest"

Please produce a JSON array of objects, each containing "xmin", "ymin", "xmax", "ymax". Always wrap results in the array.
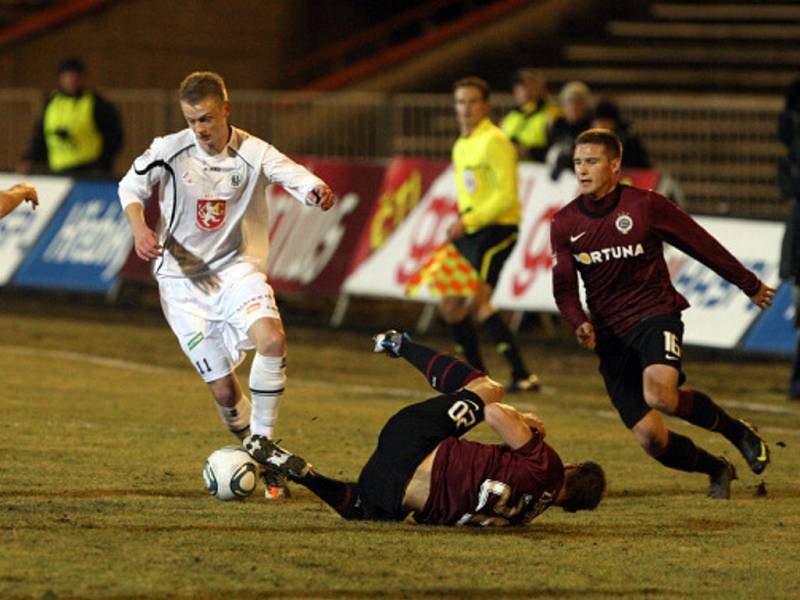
[
  {"xmin": 18, "ymin": 58, "xmax": 123, "ymax": 178},
  {"xmin": 0, "ymin": 183, "xmax": 37, "ymax": 219},
  {"xmin": 442, "ymin": 76, "xmax": 540, "ymax": 393},
  {"xmin": 500, "ymin": 69, "xmax": 558, "ymax": 162}
]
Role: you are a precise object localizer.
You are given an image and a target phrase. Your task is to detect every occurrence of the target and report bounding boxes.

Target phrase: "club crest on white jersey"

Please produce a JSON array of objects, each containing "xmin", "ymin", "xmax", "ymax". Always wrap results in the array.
[
  {"xmin": 197, "ymin": 199, "xmax": 227, "ymax": 231},
  {"xmin": 615, "ymin": 212, "xmax": 634, "ymax": 235}
]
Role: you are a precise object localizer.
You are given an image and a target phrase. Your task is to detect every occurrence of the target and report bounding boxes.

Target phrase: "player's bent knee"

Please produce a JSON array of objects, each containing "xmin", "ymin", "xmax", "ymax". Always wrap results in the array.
[
  {"xmin": 633, "ymin": 427, "xmax": 668, "ymax": 456},
  {"xmin": 208, "ymin": 375, "xmax": 240, "ymax": 407},
  {"xmin": 252, "ymin": 327, "xmax": 285, "ymax": 356},
  {"xmin": 643, "ymin": 388, "xmax": 678, "ymax": 413}
]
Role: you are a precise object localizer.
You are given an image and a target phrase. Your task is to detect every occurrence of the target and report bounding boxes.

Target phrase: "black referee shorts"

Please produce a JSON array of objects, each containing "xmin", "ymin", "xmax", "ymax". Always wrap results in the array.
[
  {"xmin": 357, "ymin": 389, "xmax": 484, "ymax": 520},
  {"xmin": 596, "ymin": 314, "xmax": 687, "ymax": 429},
  {"xmin": 453, "ymin": 224, "xmax": 518, "ymax": 288}
]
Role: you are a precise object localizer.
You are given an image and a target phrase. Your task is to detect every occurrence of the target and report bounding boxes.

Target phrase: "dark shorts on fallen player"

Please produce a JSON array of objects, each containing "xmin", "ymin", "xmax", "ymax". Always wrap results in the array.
[
  {"xmin": 357, "ymin": 389, "xmax": 485, "ymax": 521},
  {"xmin": 595, "ymin": 314, "xmax": 687, "ymax": 429},
  {"xmin": 453, "ymin": 224, "xmax": 518, "ymax": 288}
]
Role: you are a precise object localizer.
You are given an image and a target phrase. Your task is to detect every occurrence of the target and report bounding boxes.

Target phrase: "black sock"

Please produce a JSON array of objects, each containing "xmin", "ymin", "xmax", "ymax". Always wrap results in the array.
[
  {"xmin": 298, "ymin": 471, "xmax": 365, "ymax": 520},
  {"xmin": 481, "ymin": 312, "xmax": 529, "ymax": 380},
  {"xmin": 449, "ymin": 316, "xmax": 486, "ymax": 372},
  {"xmin": 654, "ymin": 431, "xmax": 725, "ymax": 476},
  {"xmin": 676, "ymin": 389, "xmax": 744, "ymax": 443},
  {"xmin": 399, "ymin": 337, "xmax": 484, "ymax": 393}
]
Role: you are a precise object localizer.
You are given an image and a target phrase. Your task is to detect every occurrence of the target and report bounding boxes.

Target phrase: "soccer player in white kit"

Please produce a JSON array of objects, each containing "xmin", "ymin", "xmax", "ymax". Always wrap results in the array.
[{"xmin": 118, "ymin": 71, "xmax": 336, "ymax": 498}]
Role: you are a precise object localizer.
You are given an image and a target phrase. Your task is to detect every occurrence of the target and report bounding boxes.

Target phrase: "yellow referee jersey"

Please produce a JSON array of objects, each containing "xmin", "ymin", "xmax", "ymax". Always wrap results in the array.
[{"xmin": 452, "ymin": 117, "xmax": 521, "ymax": 234}]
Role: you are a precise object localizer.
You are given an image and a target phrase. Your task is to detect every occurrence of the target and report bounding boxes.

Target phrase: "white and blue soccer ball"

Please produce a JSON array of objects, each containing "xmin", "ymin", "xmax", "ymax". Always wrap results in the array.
[{"xmin": 203, "ymin": 446, "xmax": 259, "ymax": 501}]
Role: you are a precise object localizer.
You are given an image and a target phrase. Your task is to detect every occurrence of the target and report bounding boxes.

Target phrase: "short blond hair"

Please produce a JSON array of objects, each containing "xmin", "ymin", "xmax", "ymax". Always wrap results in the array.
[{"xmin": 179, "ymin": 71, "xmax": 228, "ymax": 105}]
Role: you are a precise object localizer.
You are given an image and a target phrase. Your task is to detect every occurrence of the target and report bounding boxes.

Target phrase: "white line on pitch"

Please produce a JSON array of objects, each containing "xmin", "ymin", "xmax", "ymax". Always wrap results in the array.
[{"xmin": 5, "ymin": 345, "xmax": 800, "ymax": 422}]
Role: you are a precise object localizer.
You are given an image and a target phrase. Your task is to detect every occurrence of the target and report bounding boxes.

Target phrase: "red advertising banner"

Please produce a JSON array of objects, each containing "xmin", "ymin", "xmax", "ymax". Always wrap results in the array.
[
  {"xmin": 347, "ymin": 157, "xmax": 449, "ymax": 271},
  {"xmin": 267, "ymin": 159, "xmax": 385, "ymax": 294}
]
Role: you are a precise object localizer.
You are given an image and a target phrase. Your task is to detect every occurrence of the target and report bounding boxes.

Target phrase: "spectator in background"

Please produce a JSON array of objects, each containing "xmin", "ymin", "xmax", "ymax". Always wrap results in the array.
[
  {"xmin": 0, "ymin": 183, "xmax": 37, "ymax": 219},
  {"xmin": 18, "ymin": 58, "xmax": 123, "ymax": 178},
  {"xmin": 591, "ymin": 99, "xmax": 651, "ymax": 169},
  {"xmin": 500, "ymin": 69, "xmax": 557, "ymax": 162},
  {"xmin": 546, "ymin": 80, "xmax": 594, "ymax": 180},
  {"xmin": 778, "ymin": 78, "xmax": 800, "ymax": 401}
]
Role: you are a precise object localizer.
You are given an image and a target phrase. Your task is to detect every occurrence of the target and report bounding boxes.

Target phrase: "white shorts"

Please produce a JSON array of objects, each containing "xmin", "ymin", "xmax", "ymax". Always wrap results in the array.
[{"xmin": 159, "ymin": 262, "xmax": 280, "ymax": 382}]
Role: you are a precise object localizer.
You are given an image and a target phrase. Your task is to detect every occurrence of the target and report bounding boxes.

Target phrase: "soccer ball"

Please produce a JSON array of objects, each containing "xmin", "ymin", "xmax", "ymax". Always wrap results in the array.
[{"xmin": 203, "ymin": 446, "xmax": 259, "ymax": 500}]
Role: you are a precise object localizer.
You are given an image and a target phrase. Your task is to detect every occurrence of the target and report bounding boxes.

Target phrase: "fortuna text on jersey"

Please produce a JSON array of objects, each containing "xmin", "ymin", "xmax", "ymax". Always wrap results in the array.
[{"xmin": 573, "ymin": 243, "xmax": 645, "ymax": 266}]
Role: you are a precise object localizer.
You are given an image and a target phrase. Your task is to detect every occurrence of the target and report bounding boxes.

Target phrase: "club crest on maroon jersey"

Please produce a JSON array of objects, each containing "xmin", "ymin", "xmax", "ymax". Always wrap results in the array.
[{"xmin": 615, "ymin": 212, "xmax": 633, "ymax": 235}]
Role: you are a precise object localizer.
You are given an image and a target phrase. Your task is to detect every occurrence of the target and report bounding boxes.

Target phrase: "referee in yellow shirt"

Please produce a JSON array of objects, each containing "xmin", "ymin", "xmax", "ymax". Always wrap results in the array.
[{"xmin": 441, "ymin": 76, "xmax": 540, "ymax": 392}]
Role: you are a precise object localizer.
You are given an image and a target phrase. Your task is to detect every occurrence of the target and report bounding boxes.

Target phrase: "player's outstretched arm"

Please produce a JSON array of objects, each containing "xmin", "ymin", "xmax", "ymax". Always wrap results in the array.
[
  {"xmin": 0, "ymin": 183, "xmax": 38, "ymax": 218},
  {"xmin": 749, "ymin": 282, "xmax": 776, "ymax": 309}
]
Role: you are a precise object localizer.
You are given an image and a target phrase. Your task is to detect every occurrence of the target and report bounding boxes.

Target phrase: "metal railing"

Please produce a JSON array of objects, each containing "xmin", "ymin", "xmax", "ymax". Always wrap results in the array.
[{"xmin": 0, "ymin": 89, "xmax": 785, "ymax": 218}]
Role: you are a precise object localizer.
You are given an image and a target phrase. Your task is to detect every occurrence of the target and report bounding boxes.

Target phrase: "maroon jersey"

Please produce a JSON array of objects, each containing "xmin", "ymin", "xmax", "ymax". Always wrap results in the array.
[
  {"xmin": 413, "ymin": 431, "xmax": 564, "ymax": 527},
  {"xmin": 550, "ymin": 185, "xmax": 761, "ymax": 336}
]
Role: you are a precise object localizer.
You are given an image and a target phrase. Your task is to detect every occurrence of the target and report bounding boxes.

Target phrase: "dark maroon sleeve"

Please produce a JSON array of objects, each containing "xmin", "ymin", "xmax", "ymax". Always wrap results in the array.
[
  {"xmin": 550, "ymin": 214, "xmax": 588, "ymax": 329},
  {"xmin": 649, "ymin": 193, "xmax": 761, "ymax": 296}
]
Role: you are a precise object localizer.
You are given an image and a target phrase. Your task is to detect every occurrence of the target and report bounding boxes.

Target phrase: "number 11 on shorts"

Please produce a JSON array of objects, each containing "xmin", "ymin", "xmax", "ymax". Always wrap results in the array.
[{"xmin": 195, "ymin": 358, "xmax": 212, "ymax": 375}]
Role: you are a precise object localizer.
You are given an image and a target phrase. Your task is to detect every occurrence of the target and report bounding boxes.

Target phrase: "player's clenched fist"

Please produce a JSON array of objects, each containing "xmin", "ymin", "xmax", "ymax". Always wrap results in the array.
[
  {"xmin": 306, "ymin": 184, "xmax": 336, "ymax": 211},
  {"xmin": 133, "ymin": 226, "xmax": 162, "ymax": 261},
  {"xmin": 575, "ymin": 321, "xmax": 596, "ymax": 351},
  {"xmin": 749, "ymin": 282, "xmax": 776, "ymax": 310}
]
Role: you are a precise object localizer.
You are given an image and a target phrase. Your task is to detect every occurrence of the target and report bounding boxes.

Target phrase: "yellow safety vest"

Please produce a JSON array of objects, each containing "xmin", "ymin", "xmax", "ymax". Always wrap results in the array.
[
  {"xmin": 42, "ymin": 92, "xmax": 103, "ymax": 172},
  {"xmin": 452, "ymin": 118, "xmax": 521, "ymax": 233},
  {"xmin": 500, "ymin": 101, "xmax": 556, "ymax": 151}
]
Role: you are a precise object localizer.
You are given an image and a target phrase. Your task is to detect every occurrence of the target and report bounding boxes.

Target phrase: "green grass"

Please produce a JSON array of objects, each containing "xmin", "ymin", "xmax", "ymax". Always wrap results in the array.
[{"xmin": 1, "ymin": 298, "xmax": 798, "ymax": 599}]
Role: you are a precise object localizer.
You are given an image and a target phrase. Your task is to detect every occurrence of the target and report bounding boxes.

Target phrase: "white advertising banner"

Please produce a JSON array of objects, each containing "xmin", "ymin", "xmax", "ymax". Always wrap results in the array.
[
  {"xmin": 342, "ymin": 161, "xmax": 783, "ymax": 350},
  {"xmin": 344, "ymin": 163, "xmax": 579, "ymax": 301},
  {"xmin": 667, "ymin": 217, "xmax": 782, "ymax": 348},
  {"xmin": 0, "ymin": 174, "xmax": 72, "ymax": 285}
]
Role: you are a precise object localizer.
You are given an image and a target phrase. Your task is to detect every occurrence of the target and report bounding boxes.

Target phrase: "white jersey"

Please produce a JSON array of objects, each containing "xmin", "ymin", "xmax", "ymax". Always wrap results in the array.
[{"xmin": 118, "ymin": 126, "xmax": 323, "ymax": 279}]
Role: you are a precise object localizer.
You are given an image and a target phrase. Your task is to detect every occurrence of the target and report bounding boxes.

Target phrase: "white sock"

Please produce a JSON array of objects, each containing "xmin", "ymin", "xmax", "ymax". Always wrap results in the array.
[
  {"xmin": 215, "ymin": 395, "xmax": 252, "ymax": 440},
  {"xmin": 250, "ymin": 354, "xmax": 286, "ymax": 438}
]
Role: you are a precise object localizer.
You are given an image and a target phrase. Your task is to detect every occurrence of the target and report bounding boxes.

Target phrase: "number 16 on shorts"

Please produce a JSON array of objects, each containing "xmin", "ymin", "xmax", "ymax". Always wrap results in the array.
[{"xmin": 663, "ymin": 331, "xmax": 681, "ymax": 361}]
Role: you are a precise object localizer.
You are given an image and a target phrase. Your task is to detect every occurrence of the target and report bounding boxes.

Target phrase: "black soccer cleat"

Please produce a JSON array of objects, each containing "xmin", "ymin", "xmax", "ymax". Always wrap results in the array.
[
  {"xmin": 733, "ymin": 419, "xmax": 770, "ymax": 475},
  {"xmin": 708, "ymin": 458, "xmax": 737, "ymax": 500},
  {"xmin": 371, "ymin": 329, "xmax": 408, "ymax": 358},
  {"xmin": 244, "ymin": 435, "xmax": 310, "ymax": 481},
  {"xmin": 259, "ymin": 466, "xmax": 291, "ymax": 500}
]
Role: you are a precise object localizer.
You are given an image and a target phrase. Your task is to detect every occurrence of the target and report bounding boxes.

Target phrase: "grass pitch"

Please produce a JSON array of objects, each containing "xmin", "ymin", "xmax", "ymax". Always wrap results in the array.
[{"xmin": 1, "ymin": 296, "xmax": 798, "ymax": 599}]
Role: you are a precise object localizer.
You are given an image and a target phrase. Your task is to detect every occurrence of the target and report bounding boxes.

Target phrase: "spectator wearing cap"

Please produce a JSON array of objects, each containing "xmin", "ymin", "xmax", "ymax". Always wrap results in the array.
[
  {"xmin": 546, "ymin": 80, "xmax": 594, "ymax": 180},
  {"xmin": 592, "ymin": 99, "xmax": 651, "ymax": 169},
  {"xmin": 18, "ymin": 58, "xmax": 123, "ymax": 178},
  {"xmin": 500, "ymin": 69, "xmax": 558, "ymax": 162}
]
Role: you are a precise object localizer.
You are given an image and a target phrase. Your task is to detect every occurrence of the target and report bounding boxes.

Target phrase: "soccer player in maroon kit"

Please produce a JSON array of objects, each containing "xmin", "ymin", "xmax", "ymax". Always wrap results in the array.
[
  {"xmin": 550, "ymin": 128, "xmax": 776, "ymax": 499},
  {"xmin": 245, "ymin": 331, "xmax": 605, "ymax": 526}
]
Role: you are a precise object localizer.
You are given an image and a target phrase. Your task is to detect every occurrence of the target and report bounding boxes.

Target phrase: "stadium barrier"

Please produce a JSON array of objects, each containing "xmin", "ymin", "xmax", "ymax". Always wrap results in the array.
[
  {"xmin": 0, "ymin": 90, "xmax": 785, "ymax": 218},
  {"xmin": 0, "ymin": 161, "xmax": 789, "ymax": 354}
]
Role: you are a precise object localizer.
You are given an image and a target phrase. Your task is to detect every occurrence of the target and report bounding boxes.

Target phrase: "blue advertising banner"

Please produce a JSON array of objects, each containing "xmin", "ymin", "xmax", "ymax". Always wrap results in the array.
[
  {"xmin": 12, "ymin": 181, "xmax": 132, "ymax": 293},
  {"xmin": 0, "ymin": 174, "xmax": 73, "ymax": 284},
  {"xmin": 740, "ymin": 282, "xmax": 795, "ymax": 355}
]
